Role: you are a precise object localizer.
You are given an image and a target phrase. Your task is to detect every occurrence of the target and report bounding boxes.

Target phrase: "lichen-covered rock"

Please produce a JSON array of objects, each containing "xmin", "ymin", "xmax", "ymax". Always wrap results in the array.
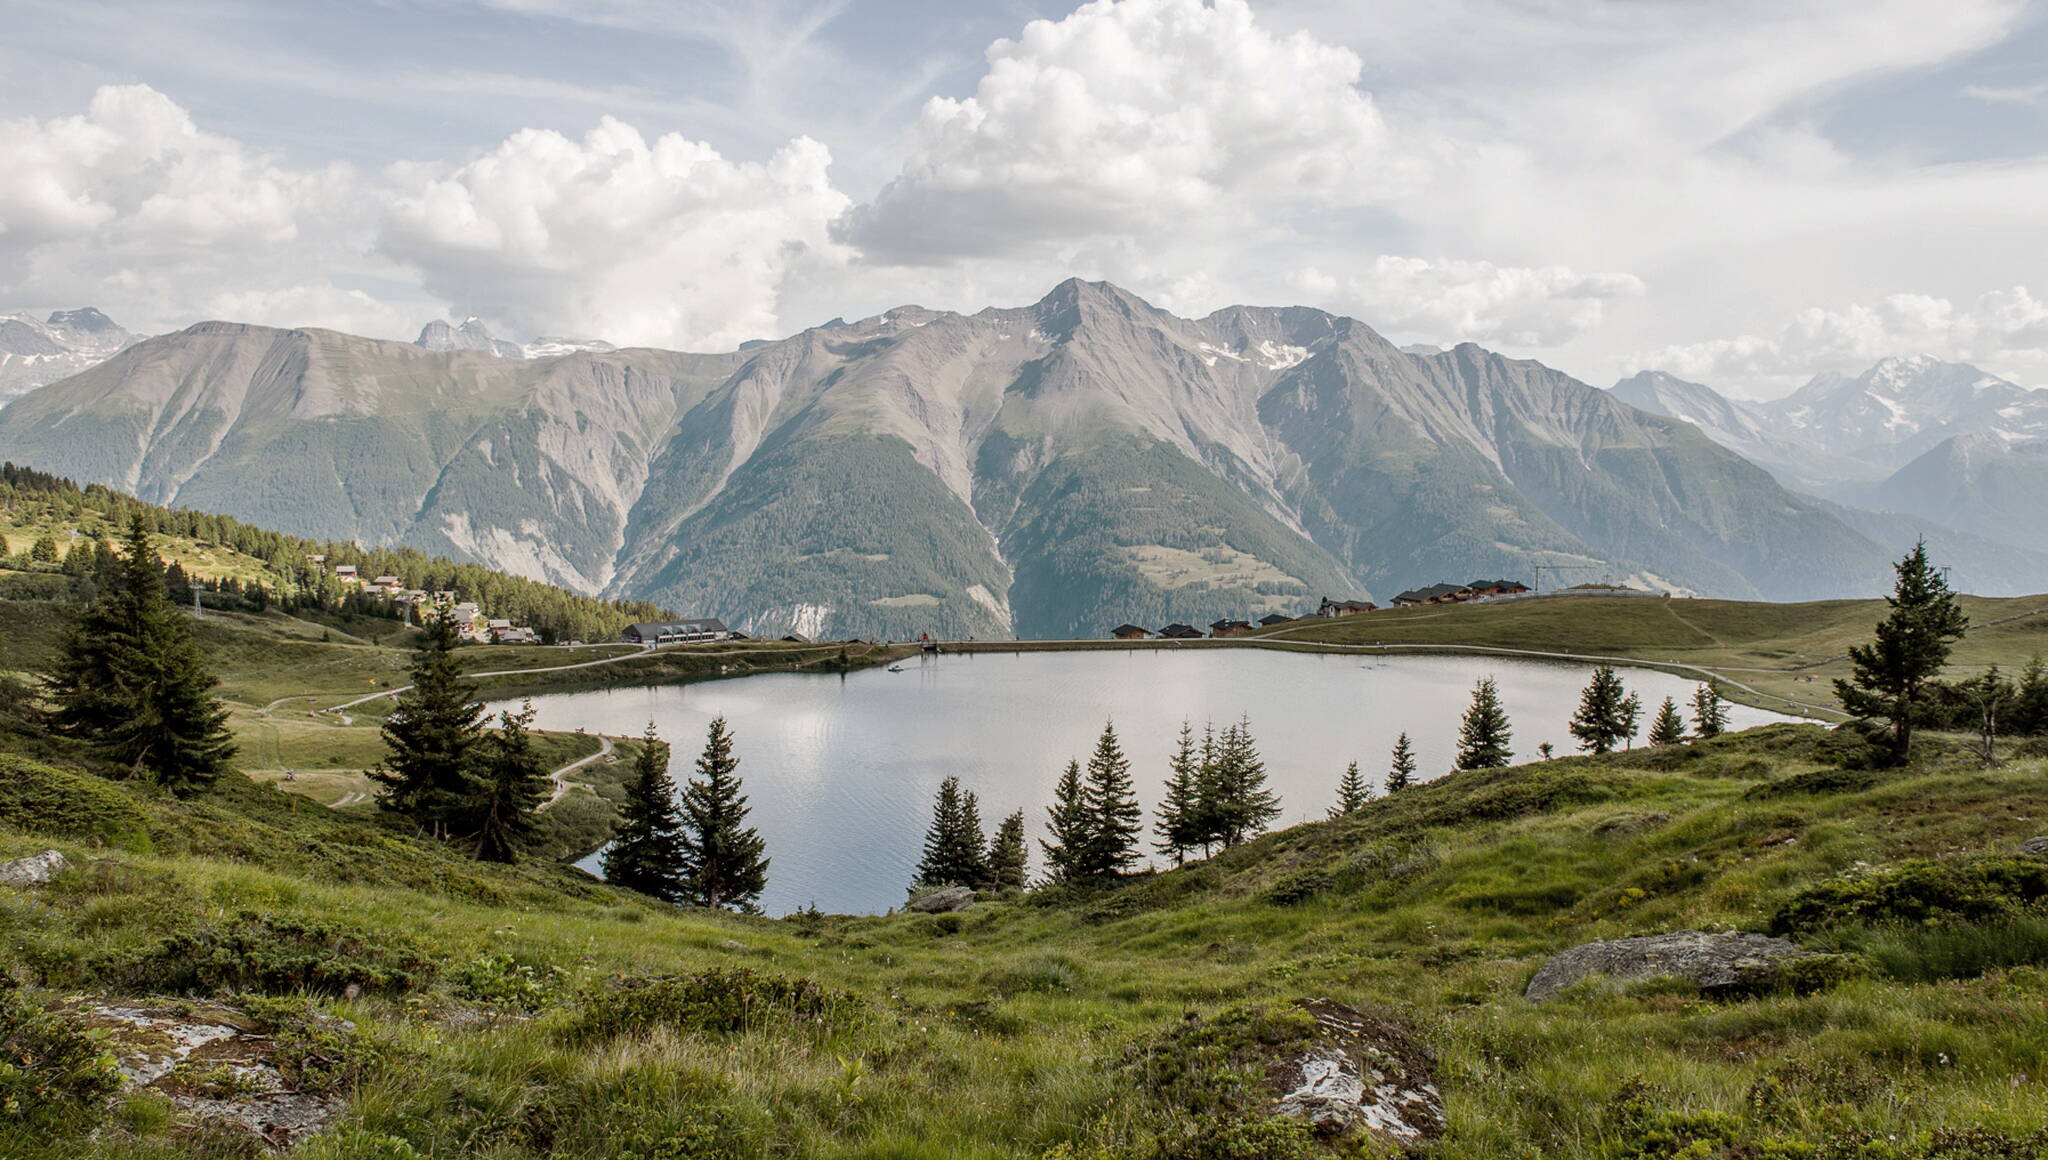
[
  {"xmin": 906, "ymin": 885, "xmax": 975, "ymax": 913},
  {"xmin": 2020, "ymin": 836, "xmax": 2048, "ymax": 858},
  {"xmin": 1526, "ymin": 930, "xmax": 1815, "ymax": 1001},
  {"xmin": 0, "ymin": 848, "xmax": 68, "ymax": 886},
  {"xmin": 1269, "ymin": 999, "xmax": 1446, "ymax": 1146},
  {"xmin": 74, "ymin": 1000, "xmax": 347, "ymax": 1149}
]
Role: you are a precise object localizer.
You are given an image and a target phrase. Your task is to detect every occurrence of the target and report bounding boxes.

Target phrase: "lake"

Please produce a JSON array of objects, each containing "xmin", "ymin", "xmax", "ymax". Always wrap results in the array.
[{"xmin": 495, "ymin": 649, "xmax": 1797, "ymax": 915}]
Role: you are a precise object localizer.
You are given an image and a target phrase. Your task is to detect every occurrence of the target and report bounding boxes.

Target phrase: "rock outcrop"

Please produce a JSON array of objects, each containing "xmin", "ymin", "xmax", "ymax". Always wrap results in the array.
[
  {"xmin": 906, "ymin": 886, "xmax": 976, "ymax": 913},
  {"xmin": 0, "ymin": 848, "xmax": 68, "ymax": 886},
  {"xmin": 2020, "ymin": 836, "xmax": 2048, "ymax": 858},
  {"xmin": 1269, "ymin": 999, "xmax": 1446, "ymax": 1146},
  {"xmin": 1526, "ymin": 930, "xmax": 1816, "ymax": 1001},
  {"xmin": 76, "ymin": 1000, "xmax": 348, "ymax": 1149}
]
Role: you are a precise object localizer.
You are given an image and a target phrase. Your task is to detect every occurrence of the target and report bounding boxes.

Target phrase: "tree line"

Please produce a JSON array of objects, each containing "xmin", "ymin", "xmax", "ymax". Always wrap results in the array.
[{"xmin": 0, "ymin": 461, "xmax": 673, "ymax": 643}]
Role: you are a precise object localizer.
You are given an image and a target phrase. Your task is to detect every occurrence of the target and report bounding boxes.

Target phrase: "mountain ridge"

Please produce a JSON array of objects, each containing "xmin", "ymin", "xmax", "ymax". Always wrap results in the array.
[{"xmin": 3, "ymin": 281, "xmax": 2037, "ymax": 639}]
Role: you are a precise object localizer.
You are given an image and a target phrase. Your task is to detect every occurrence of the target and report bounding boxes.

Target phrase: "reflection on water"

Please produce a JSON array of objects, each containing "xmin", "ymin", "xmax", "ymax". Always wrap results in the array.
[{"xmin": 494, "ymin": 649, "xmax": 1795, "ymax": 915}]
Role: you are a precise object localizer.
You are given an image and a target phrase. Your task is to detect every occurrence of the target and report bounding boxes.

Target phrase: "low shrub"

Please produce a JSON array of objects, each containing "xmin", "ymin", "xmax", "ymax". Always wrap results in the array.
[
  {"xmin": 563, "ymin": 967, "xmax": 858, "ymax": 1042},
  {"xmin": 449, "ymin": 952, "xmax": 569, "ymax": 1013},
  {"xmin": 103, "ymin": 910, "xmax": 436, "ymax": 997},
  {"xmin": 241, "ymin": 995, "xmax": 395, "ymax": 1094},
  {"xmin": 0, "ymin": 977, "xmax": 121, "ymax": 1135},
  {"xmin": 1771, "ymin": 857, "xmax": 2048, "ymax": 934},
  {"xmin": 1744, "ymin": 767, "xmax": 1879, "ymax": 799},
  {"xmin": 1258, "ymin": 867, "xmax": 1333, "ymax": 906},
  {"xmin": 0, "ymin": 754, "xmax": 152, "ymax": 851}
]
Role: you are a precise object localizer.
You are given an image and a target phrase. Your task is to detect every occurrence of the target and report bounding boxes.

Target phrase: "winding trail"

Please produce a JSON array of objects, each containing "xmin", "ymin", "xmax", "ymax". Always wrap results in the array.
[
  {"xmin": 324, "ymin": 646, "xmax": 676, "ymax": 713},
  {"xmin": 540, "ymin": 734, "xmax": 613, "ymax": 812}
]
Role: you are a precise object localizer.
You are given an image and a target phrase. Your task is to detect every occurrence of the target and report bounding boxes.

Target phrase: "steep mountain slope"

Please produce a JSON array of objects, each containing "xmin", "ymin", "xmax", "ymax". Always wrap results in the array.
[
  {"xmin": 1609, "ymin": 370, "xmax": 1882, "ymax": 493},
  {"xmin": 0, "ymin": 322, "xmax": 740, "ymax": 592},
  {"xmin": 1768, "ymin": 356, "xmax": 2048, "ymax": 470},
  {"xmin": 1868, "ymin": 434, "xmax": 2048, "ymax": 552},
  {"xmin": 0, "ymin": 307, "xmax": 140, "ymax": 401},
  {"xmin": 0, "ymin": 281, "xmax": 1997, "ymax": 639}
]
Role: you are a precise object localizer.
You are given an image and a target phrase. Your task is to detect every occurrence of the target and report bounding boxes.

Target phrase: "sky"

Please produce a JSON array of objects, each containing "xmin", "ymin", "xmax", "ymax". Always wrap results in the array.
[{"xmin": 3, "ymin": 0, "xmax": 2046, "ymax": 398}]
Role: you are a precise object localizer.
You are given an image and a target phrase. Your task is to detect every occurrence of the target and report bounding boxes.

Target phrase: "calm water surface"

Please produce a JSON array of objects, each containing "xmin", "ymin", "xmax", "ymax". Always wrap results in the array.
[{"xmin": 495, "ymin": 650, "xmax": 1795, "ymax": 915}]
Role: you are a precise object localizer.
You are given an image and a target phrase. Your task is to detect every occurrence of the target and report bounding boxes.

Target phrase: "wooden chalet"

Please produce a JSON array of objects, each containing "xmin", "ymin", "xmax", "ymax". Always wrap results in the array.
[
  {"xmin": 1110, "ymin": 624, "xmax": 1151, "ymax": 640},
  {"xmin": 1392, "ymin": 583, "xmax": 1472, "ymax": 606},
  {"xmin": 1208, "ymin": 619, "xmax": 1254, "ymax": 638},
  {"xmin": 1466, "ymin": 579, "xmax": 1529, "ymax": 597},
  {"xmin": 1257, "ymin": 613, "xmax": 1295, "ymax": 627},
  {"xmin": 1315, "ymin": 598, "xmax": 1377, "ymax": 618},
  {"xmin": 1158, "ymin": 623, "xmax": 1204, "ymax": 639}
]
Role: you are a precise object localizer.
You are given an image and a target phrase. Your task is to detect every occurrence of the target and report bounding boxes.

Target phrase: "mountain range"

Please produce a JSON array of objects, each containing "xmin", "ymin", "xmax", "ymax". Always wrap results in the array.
[
  {"xmin": 1, "ymin": 281, "xmax": 2043, "ymax": 640},
  {"xmin": 1610, "ymin": 356, "xmax": 2048, "ymax": 554},
  {"xmin": 0, "ymin": 308, "xmax": 141, "ymax": 402}
]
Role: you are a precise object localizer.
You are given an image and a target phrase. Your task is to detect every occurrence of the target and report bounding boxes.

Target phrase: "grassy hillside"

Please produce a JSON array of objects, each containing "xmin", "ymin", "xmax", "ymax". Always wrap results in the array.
[
  {"xmin": 1256, "ymin": 592, "xmax": 2048, "ymax": 714},
  {"xmin": 4, "ymin": 721, "xmax": 2046, "ymax": 1158}
]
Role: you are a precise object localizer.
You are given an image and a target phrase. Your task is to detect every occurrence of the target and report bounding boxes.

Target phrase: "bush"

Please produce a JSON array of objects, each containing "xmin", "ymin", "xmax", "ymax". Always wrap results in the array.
[
  {"xmin": 241, "ymin": 996, "xmax": 394, "ymax": 1094},
  {"xmin": 104, "ymin": 910, "xmax": 436, "ymax": 997},
  {"xmin": 1258, "ymin": 867, "xmax": 1333, "ymax": 907},
  {"xmin": 449, "ymin": 952, "xmax": 568, "ymax": 1013},
  {"xmin": 1744, "ymin": 767, "xmax": 1878, "ymax": 799},
  {"xmin": 1771, "ymin": 857, "xmax": 2048, "ymax": 934},
  {"xmin": 0, "ymin": 755, "xmax": 152, "ymax": 851},
  {"xmin": 564, "ymin": 967, "xmax": 857, "ymax": 1042},
  {"xmin": 0, "ymin": 978, "xmax": 121, "ymax": 1134}
]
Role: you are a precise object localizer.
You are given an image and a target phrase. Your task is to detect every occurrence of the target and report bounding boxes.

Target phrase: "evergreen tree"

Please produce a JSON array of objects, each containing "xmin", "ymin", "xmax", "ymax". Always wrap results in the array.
[
  {"xmin": 471, "ymin": 700, "xmax": 550, "ymax": 862},
  {"xmin": 914, "ymin": 775, "xmax": 989, "ymax": 890},
  {"xmin": 1206, "ymin": 718, "xmax": 1281, "ymax": 847},
  {"xmin": 987, "ymin": 810, "xmax": 1029, "ymax": 892},
  {"xmin": 1328, "ymin": 760, "xmax": 1372, "ymax": 818},
  {"xmin": 2010, "ymin": 657, "xmax": 2048, "ymax": 736},
  {"xmin": 604, "ymin": 723, "xmax": 688, "ymax": 902},
  {"xmin": 1385, "ymin": 732, "xmax": 1417, "ymax": 792},
  {"xmin": 1647, "ymin": 697, "xmax": 1687, "ymax": 745},
  {"xmin": 369, "ymin": 618, "xmax": 486, "ymax": 835},
  {"xmin": 1040, "ymin": 759, "xmax": 1091, "ymax": 884},
  {"xmin": 28, "ymin": 533, "xmax": 58, "ymax": 564},
  {"xmin": 1455, "ymin": 677, "xmax": 1514, "ymax": 769},
  {"xmin": 45, "ymin": 513, "xmax": 234, "ymax": 793},
  {"xmin": 1834, "ymin": 541, "xmax": 1970, "ymax": 766},
  {"xmin": 1080, "ymin": 722, "xmax": 1144, "ymax": 877},
  {"xmin": 1568, "ymin": 665, "xmax": 1632, "ymax": 753},
  {"xmin": 1619, "ymin": 692, "xmax": 1642, "ymax": 749},
  {"xmin": 1152, "ymin": 722, "xmax": 1203, "ymax": 864},
  {"xmin": 1691, "ymin": 683, "xmax": 1729, "ymax": 738},
  {"xmin": 677, "ymin": 717, "xmax": 769, "ymax": 912}
]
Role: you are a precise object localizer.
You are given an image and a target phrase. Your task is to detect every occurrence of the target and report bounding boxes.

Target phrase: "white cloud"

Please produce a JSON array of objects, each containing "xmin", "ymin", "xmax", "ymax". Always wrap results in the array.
[
  {"xmin": 840, "ymin": 0, "xmax": 1414, "ymax": 262},
  {"xmin": 1631, "ymin": 286, "xmax": 2048, "ymax": 395},
  {"xmin": 1293, "ymin": 257, "xmax": 1644, "ymax": 348},
  {"xmin": 0, "ymin": 84, "xmax": 855, "ymax": 351},
  {"xmin": 1963, "ymin": 81, "xmax": 2048, "ymax": 105},
  {"xmin": 378, "ymin": 117, "xmax": 852, "ymax": 349}
]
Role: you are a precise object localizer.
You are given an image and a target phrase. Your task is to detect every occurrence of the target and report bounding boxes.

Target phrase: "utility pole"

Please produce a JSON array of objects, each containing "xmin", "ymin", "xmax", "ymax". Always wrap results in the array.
[{"xmin": 189, "ymin": 582, "xmax": 205, "ymax": 618}]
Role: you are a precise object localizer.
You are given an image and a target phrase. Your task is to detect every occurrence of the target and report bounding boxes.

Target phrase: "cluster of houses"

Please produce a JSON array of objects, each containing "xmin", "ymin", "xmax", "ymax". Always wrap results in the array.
[
  {"xmin": 308, "ymin": 557, "xmax": 540, "ymax": 643},
  {"xmin": 1106, "ymin": 580, "xmax": 1530, "ymax": 640}
]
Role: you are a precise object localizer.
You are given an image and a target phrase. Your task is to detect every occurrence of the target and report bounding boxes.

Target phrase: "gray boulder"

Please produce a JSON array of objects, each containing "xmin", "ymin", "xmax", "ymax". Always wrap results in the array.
[
  {"xmin": 1270, "ymin": 999, "xmax": 1446, "ymax": 1146},
  {"xmin": 1526, "ymin": 930, "xmax": 1815, "ymax": 1001},
  {"xmin": 906, "ymin": 885, "xmax": 975, "ymax": 913},
  {"xmin": 0, "ymin": 849, "xmax": 68, "ymax": 886},
  {"xmin": 2019, "ymin": 836, "xmax": 2048, "ymax": 857}
]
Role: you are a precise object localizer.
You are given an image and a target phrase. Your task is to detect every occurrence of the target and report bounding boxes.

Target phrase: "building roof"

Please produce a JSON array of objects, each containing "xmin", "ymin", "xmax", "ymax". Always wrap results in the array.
[
  {"xmin": 1110, "ymin": 623, "xmax": 1149, "ymax": 635},
  {"xmin": 1257, "ymin": 613, "xmax": 1294, "ymax": 625},
  {"xmin": 1159, "ymin": 623, "xmax": 1202, "ymax": 637},
  {"xmin": 1466, "ymin": 578, "xmax": 1525, "ymax": 590}
]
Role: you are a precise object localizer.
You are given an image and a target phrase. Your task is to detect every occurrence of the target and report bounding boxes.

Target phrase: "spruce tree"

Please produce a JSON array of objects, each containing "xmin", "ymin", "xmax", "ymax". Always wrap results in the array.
[
  {"xmin": 2010, "ymin": 657, "xmax": 2048, "ymax": 736},
  {"xmin": 1455, "ymin": 677, "xmax": 1513, "ymax": 769},
  {"xmin": 677, "ymin": 716, "xmax": 769, "ymax": 912},
  {"xmin": 914, "ymin": 775, "xmax": 989, "ymax": 890},
  {"xmin": 471, "ymin": 700, "xmax": 550, "ymax": 863},
  {"xmin": 45, "ymin": 513, "xmax": 234, "ymax": 793},
  {"xmin": 1568, "ymin": 665, "xmax": 1632, "ymax": 753},
  {"xmin": 369, "ymin": 617, "xmax": 485, "ymax": 835},
  {"xmin": 604, "ymin": 723, "xmax": 688, "ymax": 902},
  {"xmin": 29, "ymin": 533, "xmax": 58, "ymax": 564},
  {"xmin": 1207, "ymin": 718, "xmax": 1280, "ymax": 847},
  {"xmin": 1834, "ymin": 541, "xmax": 1969, "ymax": 766},
  {"xmin": 1647, "ymin": 697, "xmax": 1687, "ymax": 745},
  {"xmin": 1690, "ymin": 683, "xmax": 1728, "ymax": 738},
  {"xmin": 987, "ymin": 810, "xmax": 1029, "ymax": 892},
  {"xmin": 1619, "ymin": 692, "xmax": 1642, "ymax": 749},
  {"xmin": 1040, "ymin": 759, "xmax": 1091, "ymax": 885},
  {"xmin": 1081, "ymin": 722, "xmax": 1144, "ymax": 877},
  {"xmin": 1153, "ymin": 722, "xmax": 1203, "ymax": 864},
  {"xmin": 1328, "ymin": 760, "xmax": 1372, "ymax": 818},
  {"xmin": 1385, "ymin": 732, "xmax": 1417, "ymax": 792}
]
